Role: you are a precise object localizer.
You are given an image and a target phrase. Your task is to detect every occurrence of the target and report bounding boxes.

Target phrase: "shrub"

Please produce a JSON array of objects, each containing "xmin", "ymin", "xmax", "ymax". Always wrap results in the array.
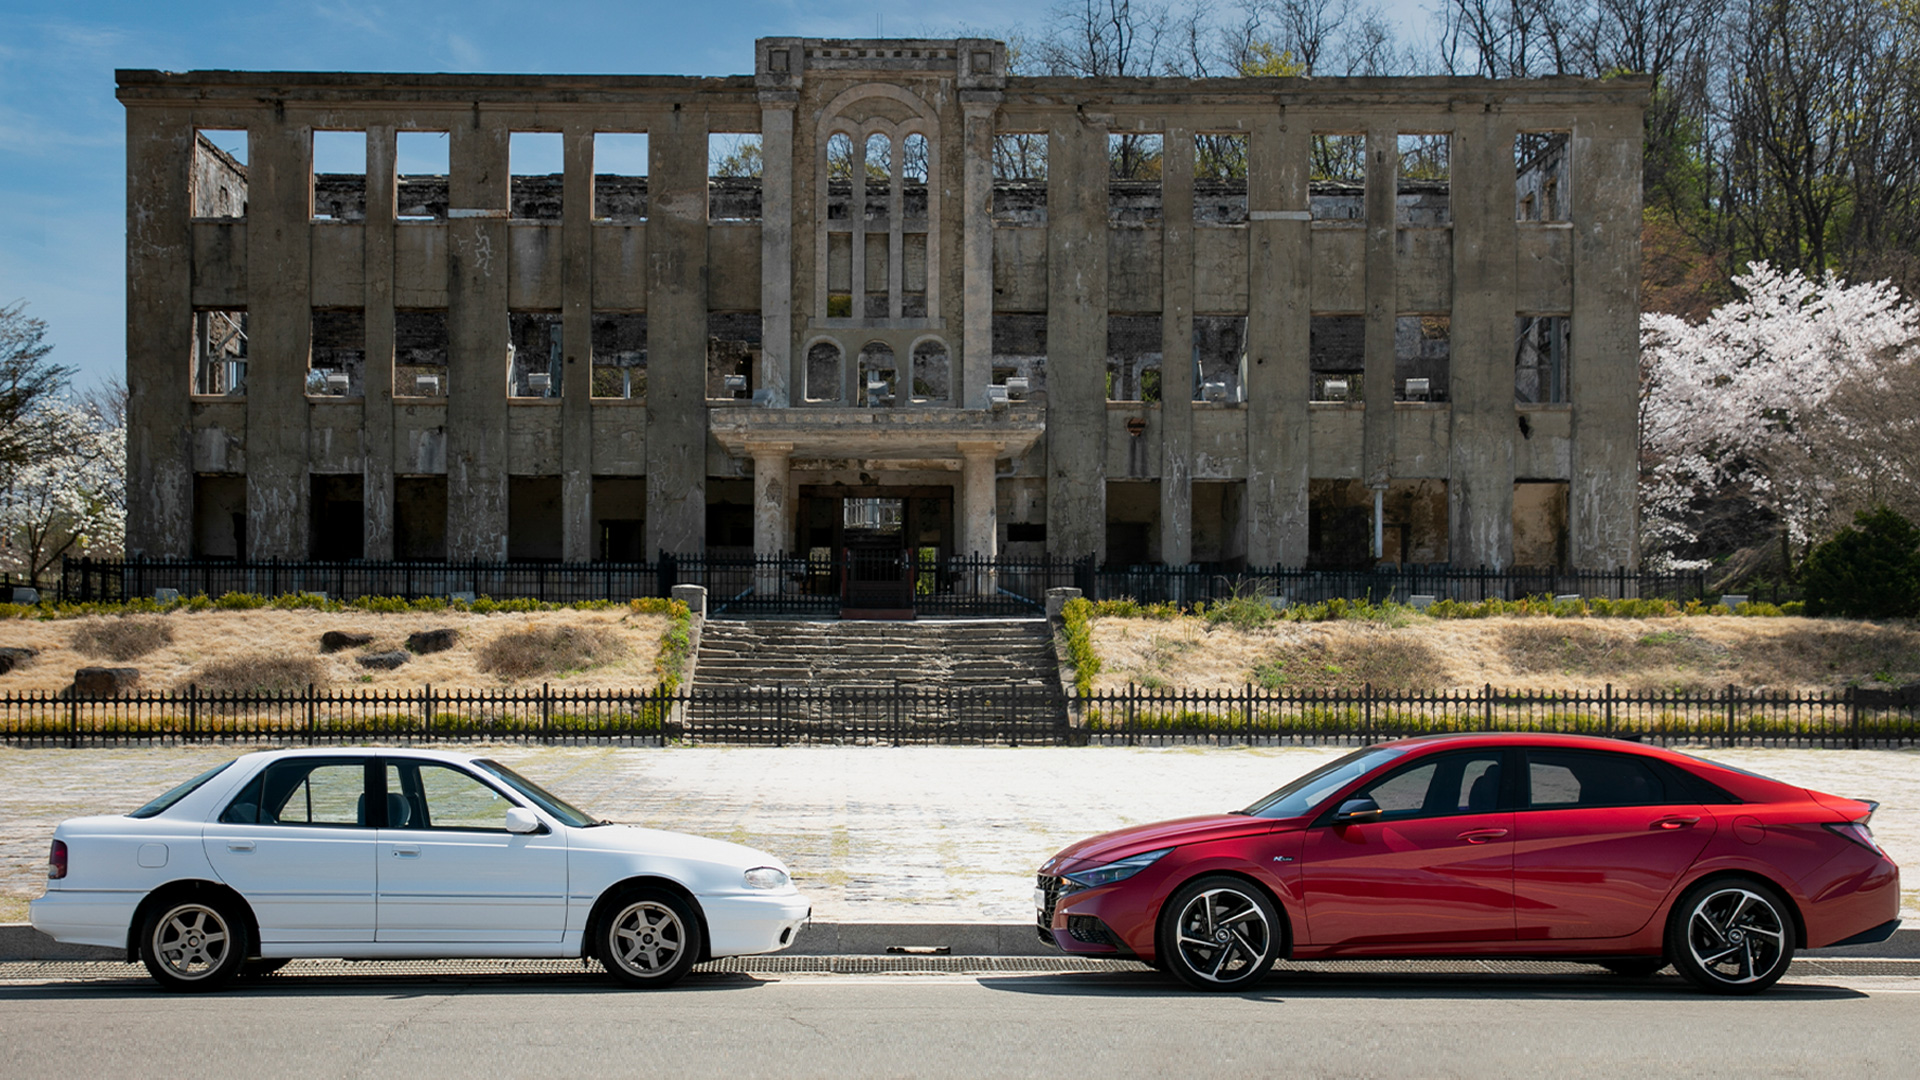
[
  {"xmin": 476, "ymin": 623, "xmax": 627, "ymax": 680},
  {"xmin": 1060, "ymin": 597, "xmax": 1100, "ymax": 694},
  {"xmin": 187, "ymin": 653, "xmax": 329, "ymax": 695},
  {"xmin": 70, "ymin": 616, "xmax": 176, "ymax": 661},
  {"xmin": 1802, "ymin": 506, "xmax": 1920, "ymax": 619}
]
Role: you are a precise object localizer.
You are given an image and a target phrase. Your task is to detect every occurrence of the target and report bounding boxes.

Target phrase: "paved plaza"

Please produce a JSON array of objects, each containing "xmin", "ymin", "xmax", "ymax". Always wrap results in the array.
[{"xmin": 3, "ymin": 744, "xmax": 1915, "ymax": 925}]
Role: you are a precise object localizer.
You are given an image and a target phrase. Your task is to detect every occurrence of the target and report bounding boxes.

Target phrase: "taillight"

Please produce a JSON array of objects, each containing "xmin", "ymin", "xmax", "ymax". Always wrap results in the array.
[
  {"xmin": 1826, "ymin": 822, "xmax": 1885, "ymax": 856},
  {"xmin": 48, "ymin": 839, "xmax": 67, "ymax": 880}
]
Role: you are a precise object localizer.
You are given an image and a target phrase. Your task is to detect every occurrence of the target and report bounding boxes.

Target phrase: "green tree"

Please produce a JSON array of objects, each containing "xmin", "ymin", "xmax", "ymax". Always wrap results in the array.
[{"xmin": 1800, "ymin": 506, "xmax": 1920, "ymax": 618}]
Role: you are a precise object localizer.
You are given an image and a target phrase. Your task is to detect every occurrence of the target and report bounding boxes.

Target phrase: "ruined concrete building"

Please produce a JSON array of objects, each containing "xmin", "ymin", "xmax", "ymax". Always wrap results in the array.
[{"xmin": 120, "ymin": 40, "xmax": 1647, "ymax": 574}]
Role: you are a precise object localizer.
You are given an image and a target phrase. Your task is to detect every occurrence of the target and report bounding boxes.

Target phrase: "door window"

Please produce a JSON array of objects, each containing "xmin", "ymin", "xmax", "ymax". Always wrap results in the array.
[
  {"xmin": 220, "ymin": 760, "xmax": 367, "ymax": 827},
  {"xmin": 386, "ymin": 762, "xmax": 515, "ymax": 831},
  {"xmin": 1525, "ymin": 750, "xmax": 1669, "ymax": 809},
  {"xmin": 1347, "ymin": 752, "xmax": 1506, "ymax": 821}
]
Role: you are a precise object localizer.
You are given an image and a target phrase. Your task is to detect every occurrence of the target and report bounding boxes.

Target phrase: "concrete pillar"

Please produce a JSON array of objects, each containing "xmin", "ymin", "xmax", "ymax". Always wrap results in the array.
[
  {"xmin": 245, "ymin": 112, "xmax": 313, "ymax": 557},
  {"xmin": 1449, "ymin": 113, "xmax": 1518, "ymax": 569},
  {"xmin": 1045, "ymin": 114, "xmax": 1109, "ymax": 563},
  {"xmin": 958, "ymin": 442, "xmax": 1000, "ymax": 560},
  {"xmin": 363, "ymin": 125, "xmax": 397, "ymax": 559},
  {"xmin": 561, "ymin": 125, "xmax": 595, "ymax": 562},
  {"xmin": 749, "ymin": 442, "xmax": 792, "ymax": 595},
  {"xmin": 1244, "ymin": 114, "xmax": 1312, "ymax": 567},
  {"xmin": 759, "ymin": 95, "xmax": 795, "ymax": 406},
  {"xmin": 645, "ymin": 108, "xmax": 710, "ymax": 556},
  {"xmin": 1158, "ymin": 124, "xmax": 1195, "ymax": 567},
  {"xmin": 961, "ymin": 100, "xmax": 998, "ymax": 408},
  {"xmin": 446, "ymin": 115, "xmax": 510, "ymax": 559},
  {"xmin": 1361, "ymin": 124, "xmax": 1398, "ymax": 495},
  {"xmin": 124, "ymin": 107, "xmax": 194, "ymax": 557},
  {"xmin": 1569, "ymin": 107, "xmax": 1643, "ymax": 570}
]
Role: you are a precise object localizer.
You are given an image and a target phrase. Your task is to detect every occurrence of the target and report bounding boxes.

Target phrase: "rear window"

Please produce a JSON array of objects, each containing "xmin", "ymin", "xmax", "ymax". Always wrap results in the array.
[{"xmin": 130, "ymin": 761, "xmax": 234, "ymax": 818}]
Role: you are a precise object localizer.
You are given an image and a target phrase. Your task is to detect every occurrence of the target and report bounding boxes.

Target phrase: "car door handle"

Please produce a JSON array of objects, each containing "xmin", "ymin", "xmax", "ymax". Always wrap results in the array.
[
  {"xmin": 226, "ymin": 840, "xmax": 255, "ymax": 853},
  {"xmin": 1653, "ymin": 816, "xmax": 1699, "ymax": 830},
  {"xmin": 391, "ymin": 845, "xmax": 420, "ymax": 857},
  {"xmin": 1457, "ymin": 828, "xmax": 1508, "ymax": 844}
]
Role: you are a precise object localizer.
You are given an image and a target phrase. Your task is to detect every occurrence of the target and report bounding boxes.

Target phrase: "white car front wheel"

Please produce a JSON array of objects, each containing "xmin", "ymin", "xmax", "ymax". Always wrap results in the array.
[{"xmin": 601, "ymin": 889, "xmax": 702, "ymax": 988}]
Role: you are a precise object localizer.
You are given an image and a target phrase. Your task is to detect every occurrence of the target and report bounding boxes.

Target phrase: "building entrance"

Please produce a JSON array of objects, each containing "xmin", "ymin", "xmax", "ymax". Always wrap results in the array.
[{"xmin": 797, "ymin": 486, "xmax": 953, "ymax": 618}]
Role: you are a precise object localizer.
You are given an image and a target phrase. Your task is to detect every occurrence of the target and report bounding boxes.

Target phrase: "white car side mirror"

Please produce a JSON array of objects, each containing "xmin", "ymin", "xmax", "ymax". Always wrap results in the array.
[{"xmin": 505, "ymin": 807, "xmax": 542, "ymax": 834}]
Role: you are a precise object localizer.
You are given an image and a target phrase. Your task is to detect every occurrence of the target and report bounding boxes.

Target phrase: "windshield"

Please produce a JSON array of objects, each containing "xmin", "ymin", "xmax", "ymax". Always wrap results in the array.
[
  {"xmin": 1241, "ymin": 747, "xmax": 1405, "ymax": 819},
  {"xmin": 130, "ymin": 761, "xmax": 235, "ymax": 819},
  {"xmin": 473, "ymin": 759, "xmax": 597, "ymax": 828}
]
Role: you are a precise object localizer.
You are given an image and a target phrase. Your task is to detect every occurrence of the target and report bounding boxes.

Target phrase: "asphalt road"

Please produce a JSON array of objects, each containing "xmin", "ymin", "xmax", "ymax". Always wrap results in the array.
[{"xmin": 3, "ymin": 963, "xmax": 1917, "ymax": 1078}]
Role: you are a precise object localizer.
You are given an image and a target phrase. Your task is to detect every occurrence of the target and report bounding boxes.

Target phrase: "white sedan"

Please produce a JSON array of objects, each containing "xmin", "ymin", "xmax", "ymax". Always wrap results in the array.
[{"xmin": 30, "ymin": 748, "xmax": 811, "ymax": 991}]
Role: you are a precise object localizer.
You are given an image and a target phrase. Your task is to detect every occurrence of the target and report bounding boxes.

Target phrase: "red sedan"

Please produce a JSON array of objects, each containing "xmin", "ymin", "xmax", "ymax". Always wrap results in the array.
[{"xmin": 1037, "ymin": 733, "xmax": 1900, "ymax": 994}]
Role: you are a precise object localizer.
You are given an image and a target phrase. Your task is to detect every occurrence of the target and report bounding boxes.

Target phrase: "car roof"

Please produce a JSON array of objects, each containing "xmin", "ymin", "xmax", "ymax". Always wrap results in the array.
[
  {"xmin": 229, "ymin": 747, "xmax": 489, "ymax": 765},
  {"xmin": 1374, "ymin": 731, "xmax": 1687, "ymax": 762}
]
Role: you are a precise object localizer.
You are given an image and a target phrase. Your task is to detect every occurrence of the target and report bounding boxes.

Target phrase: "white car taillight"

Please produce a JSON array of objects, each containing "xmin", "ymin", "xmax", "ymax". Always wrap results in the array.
[{"xmin": 48, "ymin": 839, "xmax": 67, "ymax": 880}]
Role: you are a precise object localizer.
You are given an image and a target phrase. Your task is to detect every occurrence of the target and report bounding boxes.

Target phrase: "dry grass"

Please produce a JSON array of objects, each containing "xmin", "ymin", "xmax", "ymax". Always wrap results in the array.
[
  {"xmin": 1088, "ymin": 614, "xmax": 1920, "ymax": 695},
  {"xmin": 0, "ymin": 609, "xmax": 670, "ymax": 694},
  {"xmin": 69, "ymin": 617, "xmax": 175, "ymax": 661},
  {"xmin": 475, "ymin": 624, "xmax": 627, "ymax": 681},
  {"xmin": 188, "ymin": 653, "xmax": 330, "ymax": 696}
]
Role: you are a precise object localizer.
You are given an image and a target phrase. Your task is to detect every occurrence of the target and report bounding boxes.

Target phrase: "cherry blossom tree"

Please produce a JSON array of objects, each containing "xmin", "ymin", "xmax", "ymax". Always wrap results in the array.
[
  {"xmin": 0, "ymin": 398, "xmax": 124, "ymax": 588},
  {"xmin": 1640, "ymin": 262, "xmax": 1920, "ymax": 571}
]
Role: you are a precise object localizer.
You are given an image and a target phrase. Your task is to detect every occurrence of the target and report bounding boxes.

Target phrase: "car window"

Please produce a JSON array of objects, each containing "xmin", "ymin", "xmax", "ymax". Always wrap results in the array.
[
  {"xmin": 221, "ymin": 760, "xmax": 366, "ymax": 827},
  {"xmin": 1526, "ymin": 750, "xmax": 1669, "ymax": 809},
  {"xmin": 386, "ymin": 762, "xmax": 514, "ymax": 831},
  {"xmin": 1242, "ymin": 746, "xmax": 1406, "ymax": 819},
  {"xmin": 132, "ymin": 761, "xmax": 233, "ymax": 818},
  {"xmin": 1350, "ymin": 752, "xmax": 1506, "ymax": 821}
]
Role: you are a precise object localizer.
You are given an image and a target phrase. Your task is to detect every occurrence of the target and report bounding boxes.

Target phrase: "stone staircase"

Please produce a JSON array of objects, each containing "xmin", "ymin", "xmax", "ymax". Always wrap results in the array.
[{"xmin": 685, "ymin": 618, "xmax": 1066, "ymax": 733}]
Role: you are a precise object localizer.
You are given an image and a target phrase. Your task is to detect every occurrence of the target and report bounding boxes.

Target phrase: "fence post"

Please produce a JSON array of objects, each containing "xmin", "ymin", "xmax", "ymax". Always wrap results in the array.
[
  {"xmin": 541, "ymin": 682, "xmax": 552, "ymax": 745},
  {"xmin": 1363, "ymin": 682, "xmax": 1374, "ymax": 743},
  {"xmin": 1244, "ymin": 683, "xmax": 1254, "ymax": 746},
  {"xmin": 1483, "ymin": 683, "xmax": 1492, "ymax": 731},
  {"xmin": 1604, "ymin": 683, "xmax": 1613, "ymax": 738},
  {"xmin": 187, "ymin": 683, "xmax": 198, "ymax": 742},
  {"xmin": 1725, "ymin": 683, "xmax": 1737, "ymax": 747},
  {"xmin": 305, "ymin": 683, "xmax": 316, "ymax": 744},
  {"xmin": 68, "ymin": 683, "xmax": 79, "ymax": 749},
  {"xmin": 1846, "ymin": 687, "xmax": 1861, "ymax": 750},
  {"xmin": 424, "ymin": 683, "xmax": 434, "ymax": 744}
]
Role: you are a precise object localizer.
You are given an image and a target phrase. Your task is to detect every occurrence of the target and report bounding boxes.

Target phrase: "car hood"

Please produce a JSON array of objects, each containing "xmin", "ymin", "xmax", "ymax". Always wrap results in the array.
[
  {"xmin": 1042, "ymin": 814, "xmax": 1277, "ymax": 874},
  {"xmin": 568, "ymin": 823, "xmax": 789, "ymax": 872}
]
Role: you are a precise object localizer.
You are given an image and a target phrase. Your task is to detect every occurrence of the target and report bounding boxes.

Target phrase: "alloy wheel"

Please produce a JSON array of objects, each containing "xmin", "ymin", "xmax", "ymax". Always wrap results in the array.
[
  {"xmin": 608, "ymin": 899, "xmax": 688, "ymax": 979},
  {"xmin": 1170, "ymin": 886, "xmax": 1273, "ymax": 986},
  {"xmin": 1683, "ymin": 886, "xmax": 1789, "ymax": 988},
  {"xmin": 149, "ymin": 902, "xmax": 234, "ymax": 983}
]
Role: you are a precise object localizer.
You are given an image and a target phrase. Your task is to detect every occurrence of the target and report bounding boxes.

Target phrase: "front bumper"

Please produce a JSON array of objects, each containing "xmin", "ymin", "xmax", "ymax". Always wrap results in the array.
[
  {"xmin": 701, "ymin": 891, "xmax": 812, "ymax": 958},
  {"xmin": 1036, "ymin": 874, "xmax": 1152, "ymax": 961},
  {"xmin": 29, "ymin": 889, "xmax": 141, "ymax": 951}
]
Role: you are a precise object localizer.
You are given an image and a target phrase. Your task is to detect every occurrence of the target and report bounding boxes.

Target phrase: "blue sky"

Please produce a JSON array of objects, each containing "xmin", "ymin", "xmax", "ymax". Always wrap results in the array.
[{"xmin": 0, "ymin": 0, "xmax": 1434, "ymax": 390}]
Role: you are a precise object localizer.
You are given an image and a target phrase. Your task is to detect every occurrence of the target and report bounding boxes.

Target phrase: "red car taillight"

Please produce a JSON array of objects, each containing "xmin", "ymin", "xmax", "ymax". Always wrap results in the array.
[
  {"xmin": 48, "ymin": 839, "xmax": 67, "ymax": 880},
  {"xmin": 1825, "ymin": 822, "xmax": 1885, "ymax": 856}
]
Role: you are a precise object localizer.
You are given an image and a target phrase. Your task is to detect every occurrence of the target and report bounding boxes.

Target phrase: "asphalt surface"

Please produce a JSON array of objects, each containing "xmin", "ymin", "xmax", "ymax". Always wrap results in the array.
[{"xmin": 2, "ymin": 959, "xmax": 1917, "ymax": 1078}]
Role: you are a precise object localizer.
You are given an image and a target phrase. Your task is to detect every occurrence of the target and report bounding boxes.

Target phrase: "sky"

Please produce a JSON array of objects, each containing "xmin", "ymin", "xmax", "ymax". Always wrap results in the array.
[{"xmin": 0, "ymin": 0, "xmax": 1438, "ymax": 391}]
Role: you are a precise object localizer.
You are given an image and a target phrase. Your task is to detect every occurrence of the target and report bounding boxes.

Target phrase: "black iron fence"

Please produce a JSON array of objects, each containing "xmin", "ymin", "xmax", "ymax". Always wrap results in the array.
[
  {"xmin": 58, "ymin": 556, "xmax": 1708, "ymax": 613},
  {"xmin": 4, "ymin": 683, "xmax": 1911, "ymax": 748}
]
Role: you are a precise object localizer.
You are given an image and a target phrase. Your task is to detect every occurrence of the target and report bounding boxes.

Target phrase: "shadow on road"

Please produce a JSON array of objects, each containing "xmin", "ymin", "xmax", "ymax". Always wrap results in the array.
[
  {"xmin": 0, "ymin": 968, "xmax": 770, "ymax": 1001},
  {"xmin": 973, "ymin": 969, "xmax": 1871, "ymax": 1002}
]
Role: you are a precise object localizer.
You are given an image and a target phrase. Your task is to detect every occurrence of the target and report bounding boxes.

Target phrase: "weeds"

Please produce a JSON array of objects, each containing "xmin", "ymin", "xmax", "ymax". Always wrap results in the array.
[
  {"xmin": 69, "ymin": 617, "xmax": 175, "ymax": 661},
  {"xmin": 185, "ymin": 653, "xmax": 330, "ymax": 696},
  {"xmin": 475, "ymin": 624, "xmax": 627, "ymax": 680}
]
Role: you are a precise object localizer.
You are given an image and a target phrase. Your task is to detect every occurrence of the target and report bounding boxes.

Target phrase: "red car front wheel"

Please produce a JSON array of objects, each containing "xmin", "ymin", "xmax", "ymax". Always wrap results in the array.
[{"xmin": 1158, "ymin": 876, "xmax": 1280, "ymax": 992}]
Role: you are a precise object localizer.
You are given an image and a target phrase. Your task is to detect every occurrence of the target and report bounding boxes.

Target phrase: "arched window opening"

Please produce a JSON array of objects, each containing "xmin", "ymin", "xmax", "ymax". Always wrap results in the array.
[
  {"xmin": 805, "ymin": 341, "xmax": 844, "ymax": 402},
  {"xmin": 858, "ymin": 342, "xmax": 897, "ymax": 407},
  {"xmin": 911, "ymin": 339, "xmax": 949, "ymax": 402}
]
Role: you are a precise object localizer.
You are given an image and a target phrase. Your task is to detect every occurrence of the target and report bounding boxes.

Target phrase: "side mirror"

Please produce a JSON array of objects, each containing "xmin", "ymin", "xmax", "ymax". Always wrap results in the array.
[
  {"xmin": 1333, "ymin": 797, "xmax": 1384, "ymax": 824},
  {"xmin": 505, "ymin": 807, "xmax": 542, "ymax": 834}
]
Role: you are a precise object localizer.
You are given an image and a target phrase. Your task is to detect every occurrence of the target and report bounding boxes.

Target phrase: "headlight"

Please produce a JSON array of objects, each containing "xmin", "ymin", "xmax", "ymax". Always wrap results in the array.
[
  {"xmin": 744, "ymin": 866, "xmax": 790, "ymax": 890},
  {"xmin": 1061, "ymin": 848, "xmax": 1172, "ymax": 892}
]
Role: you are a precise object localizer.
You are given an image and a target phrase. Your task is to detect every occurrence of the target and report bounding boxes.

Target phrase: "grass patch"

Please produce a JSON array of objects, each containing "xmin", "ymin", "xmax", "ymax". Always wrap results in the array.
[
  {"xmin": 476, "ymin": 624, "xmax": 627, "ymax": 681},
  {"xmin": 184, "ymin": 653, "xmax": 329, "ymax": 695},
  {"xmin": 1246, "ymin": 635, "xmax": 1445, "ymax": 694},
  {"xmin": 69, "ymin": 616, "xmax": 175, "ymax": 661}
]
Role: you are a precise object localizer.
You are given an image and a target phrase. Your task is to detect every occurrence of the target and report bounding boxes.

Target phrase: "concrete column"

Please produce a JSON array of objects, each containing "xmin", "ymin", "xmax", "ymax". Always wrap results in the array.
[
  {"xmin": 1044, "ymin": 115, "xmax": 1109, "ymax": 563},
  {"xmin": 1448, "ymin": 113, "xmax": 1518, "ymax": 569},
  {"xmin": 759, "ymin": 95, "xmax": 795, "ymax": 406},
  {"xmin": 961, "ymin": 100, "xmax": 998, "ymax": 408},
  {"xmin": 363, "ymin": 125, "xmax": 397, "ymax": 560},
  {"xmin": 958, "ymin": 442, "xmax": 1001, "ymax": 560},
  {"xmin": 124, "ymin": 107, "xmax": 194, "ymax": 557},
  {"xmin": 645, "ymin": 108, "xmax": 710, "ymax": 556},
  {"xmin": 1244, "ymin": 114, "xmax": 1312, "ymax": 567},
  {"xmin": 1361, "ymin": 124, "xmax": 1398, "ymax": 496},
  {"xmin": 749, "ymin": 441, "xmax": 792, "ymax": 595},
  {"xmin": 1159, "ymin": 124, "xmax": 1195, "ymax": 567},
  {"xmin": 445, "ymin": 115, "xmax": 510, "ymax": 559},
  {"xmin": 245, "ymin": 113, "xmax": 313, "ymax": 557},
  {"xmin": 1569, "ymin": 107, "xmax": 1643, "ymax": 570},
  {"xmin": 561, "ymin": 125, "xmax": 595, "ymax": 562}
]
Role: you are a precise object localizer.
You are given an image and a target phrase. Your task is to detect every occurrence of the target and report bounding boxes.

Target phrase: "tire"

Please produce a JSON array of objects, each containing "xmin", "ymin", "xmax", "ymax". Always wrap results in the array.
[
  {"xmin": 599, "ymin": 888, "xmax": 702, "ymax": 988},
  {"xmin": 1158, "ymin": 875, "xmax": 1281, "ymax": 992},
  {"xmin": 141, "ymin": 896, "xmax": 248, "ymax": 992},
  {"xmin": 1667, "ymin": 877, "xmax": 1796, "ymax": 995},
  {"xmin": 1598, "ymin": 958, "xmax": 1667, "ymax": 978}
]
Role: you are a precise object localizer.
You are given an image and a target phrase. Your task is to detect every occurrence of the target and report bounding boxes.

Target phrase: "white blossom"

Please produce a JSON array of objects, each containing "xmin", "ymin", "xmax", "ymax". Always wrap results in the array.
[{"xmin": 0, "ymin": 398, "xmax": 125, "ymax": 587}]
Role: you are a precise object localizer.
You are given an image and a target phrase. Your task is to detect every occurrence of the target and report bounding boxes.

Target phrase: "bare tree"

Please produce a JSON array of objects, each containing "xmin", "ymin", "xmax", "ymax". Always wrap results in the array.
[{"xmin": 0, "ymin": 301, "xmax": 77, "ymax": 471}]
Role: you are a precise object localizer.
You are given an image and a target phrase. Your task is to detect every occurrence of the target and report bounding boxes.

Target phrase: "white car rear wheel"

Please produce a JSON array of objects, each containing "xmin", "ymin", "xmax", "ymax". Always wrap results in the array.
[{"xmin": 142, "ymin": 897, "xmax": 247, "ymax": 992}]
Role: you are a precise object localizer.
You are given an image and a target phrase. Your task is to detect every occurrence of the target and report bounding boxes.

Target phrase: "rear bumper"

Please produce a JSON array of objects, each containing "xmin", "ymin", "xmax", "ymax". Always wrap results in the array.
[
  {"xmin": 1824, "ymin": 918, "xmax": 1901, "ymax": 948},
  {"xmin": 28, "ymin": 890, "xmax": 141, "ymax": 950}
]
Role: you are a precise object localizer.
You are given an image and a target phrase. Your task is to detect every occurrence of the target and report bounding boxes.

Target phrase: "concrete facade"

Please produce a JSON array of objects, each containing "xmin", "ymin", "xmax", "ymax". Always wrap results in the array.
[{"xmin": 120, "ymin": 41, "xmax": 1647, "ymax": 572}]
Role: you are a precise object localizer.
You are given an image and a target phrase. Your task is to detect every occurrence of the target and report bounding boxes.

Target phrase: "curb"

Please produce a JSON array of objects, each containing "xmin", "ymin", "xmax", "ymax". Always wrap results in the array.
[{"xmin": 5, "ymin": 921, "xmax": 1910, "ymax": 962}]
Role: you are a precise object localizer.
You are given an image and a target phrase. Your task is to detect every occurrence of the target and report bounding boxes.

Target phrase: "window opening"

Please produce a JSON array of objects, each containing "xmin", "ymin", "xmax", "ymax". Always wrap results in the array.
[
  {"xmin": 508, "ymin": 476, "xmax": 564, "ymax": 560},
  {"xmin": 1193, "ymin": 315, "xmax": 1246, "ymax": 402},
  {"xmin": 508, "ymin": 312, "xmax": 563, "ymax": 398},
  {"xmin": 993, "ymin": 133, "xmax": 1047, "ymax": 226},
  {"xmin": 309, "ymin": 474, "xmax": 365, "ymax": 560},
  {"xmin": 1397, "ymin": 134, "xmax": 1449, "ymax": 226},
  {"xmin": 707, "ymin": 312, "xmax": 759, "ymax": 401},
  {"xmin": 394, "ymin": 476, "xmax": 448, "ymax": 560},
  {"xmin": 193, "ymin": 309, "xmax": 248, "ymax": 396},
  {"xmin": 806, "ymin": 341, "xmax": 844, "ymax": 402},
  {"xmin": 509, "ymin": 132, "xmax": 563, "ymax": 220},
  {"xmin": 396, "ymin": 131, "xmax": 450, "ymax": 221},
  {"xmin": 1515, "ymin": 315, "xmax": 1570, "ymax": 403},
  {"xmin": 1395, "ymin": 315, "xmax": 1450, "ymax": 402},
  {"xmin": 1106, "ymin": 315, "xmax": 1163, "ymax": 403},
  {"xmin": 863, "ymin": 133, "xmax": 894, "ymax": 319},
  {"xmin": 593, "ymin": 132, "xmax": 648, "ymax": 222},
  {"xmin": 709, "ymin": 132, "xmax": 763, "ymax": 221},
  {"xmin": 1515, "ymin": 131, "xmax": 1570, "ymax": 222},
  {"xmin": 1109, "ymin": 132, "xmax": 1163, "ymax": 224},
  {"xmin": 591, "ymin": 312, "xmax": 647, "ymax": 399},
  {"xmin": 991, "ymin": 314, "xmax": 1048, "ymax": 397},
  {"xmin": 311, "ymin": 131, "xmax": 366, "ymax": 222},
  {"xmin": 308, "ymin": 308, "xmax": 365, "ymax": 398},
  {"xmin": 1310, "ymin": 133, "xmax": 1365, "ymax": 222},
  {"xmin": 1194, "ymin": 133, "xmax": 1248, "ymax": 224},
  {"xmin": 192, "ymin": 130, "xmax": 248, "ymax": 219},
  {"xmin": 395, "ymin": 309, "xmax": 449, "ymax": 397},
  {"xmin": 857, "ymin": 342, "xmax": 898, "ymax": 407},
  {"xmin": 911, "ymin": 339, "xmax": 950, "ymax": 402},
  {"xmin": 1309, "ymin": 315, "xmax": 1364, "ymax": 401}
]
